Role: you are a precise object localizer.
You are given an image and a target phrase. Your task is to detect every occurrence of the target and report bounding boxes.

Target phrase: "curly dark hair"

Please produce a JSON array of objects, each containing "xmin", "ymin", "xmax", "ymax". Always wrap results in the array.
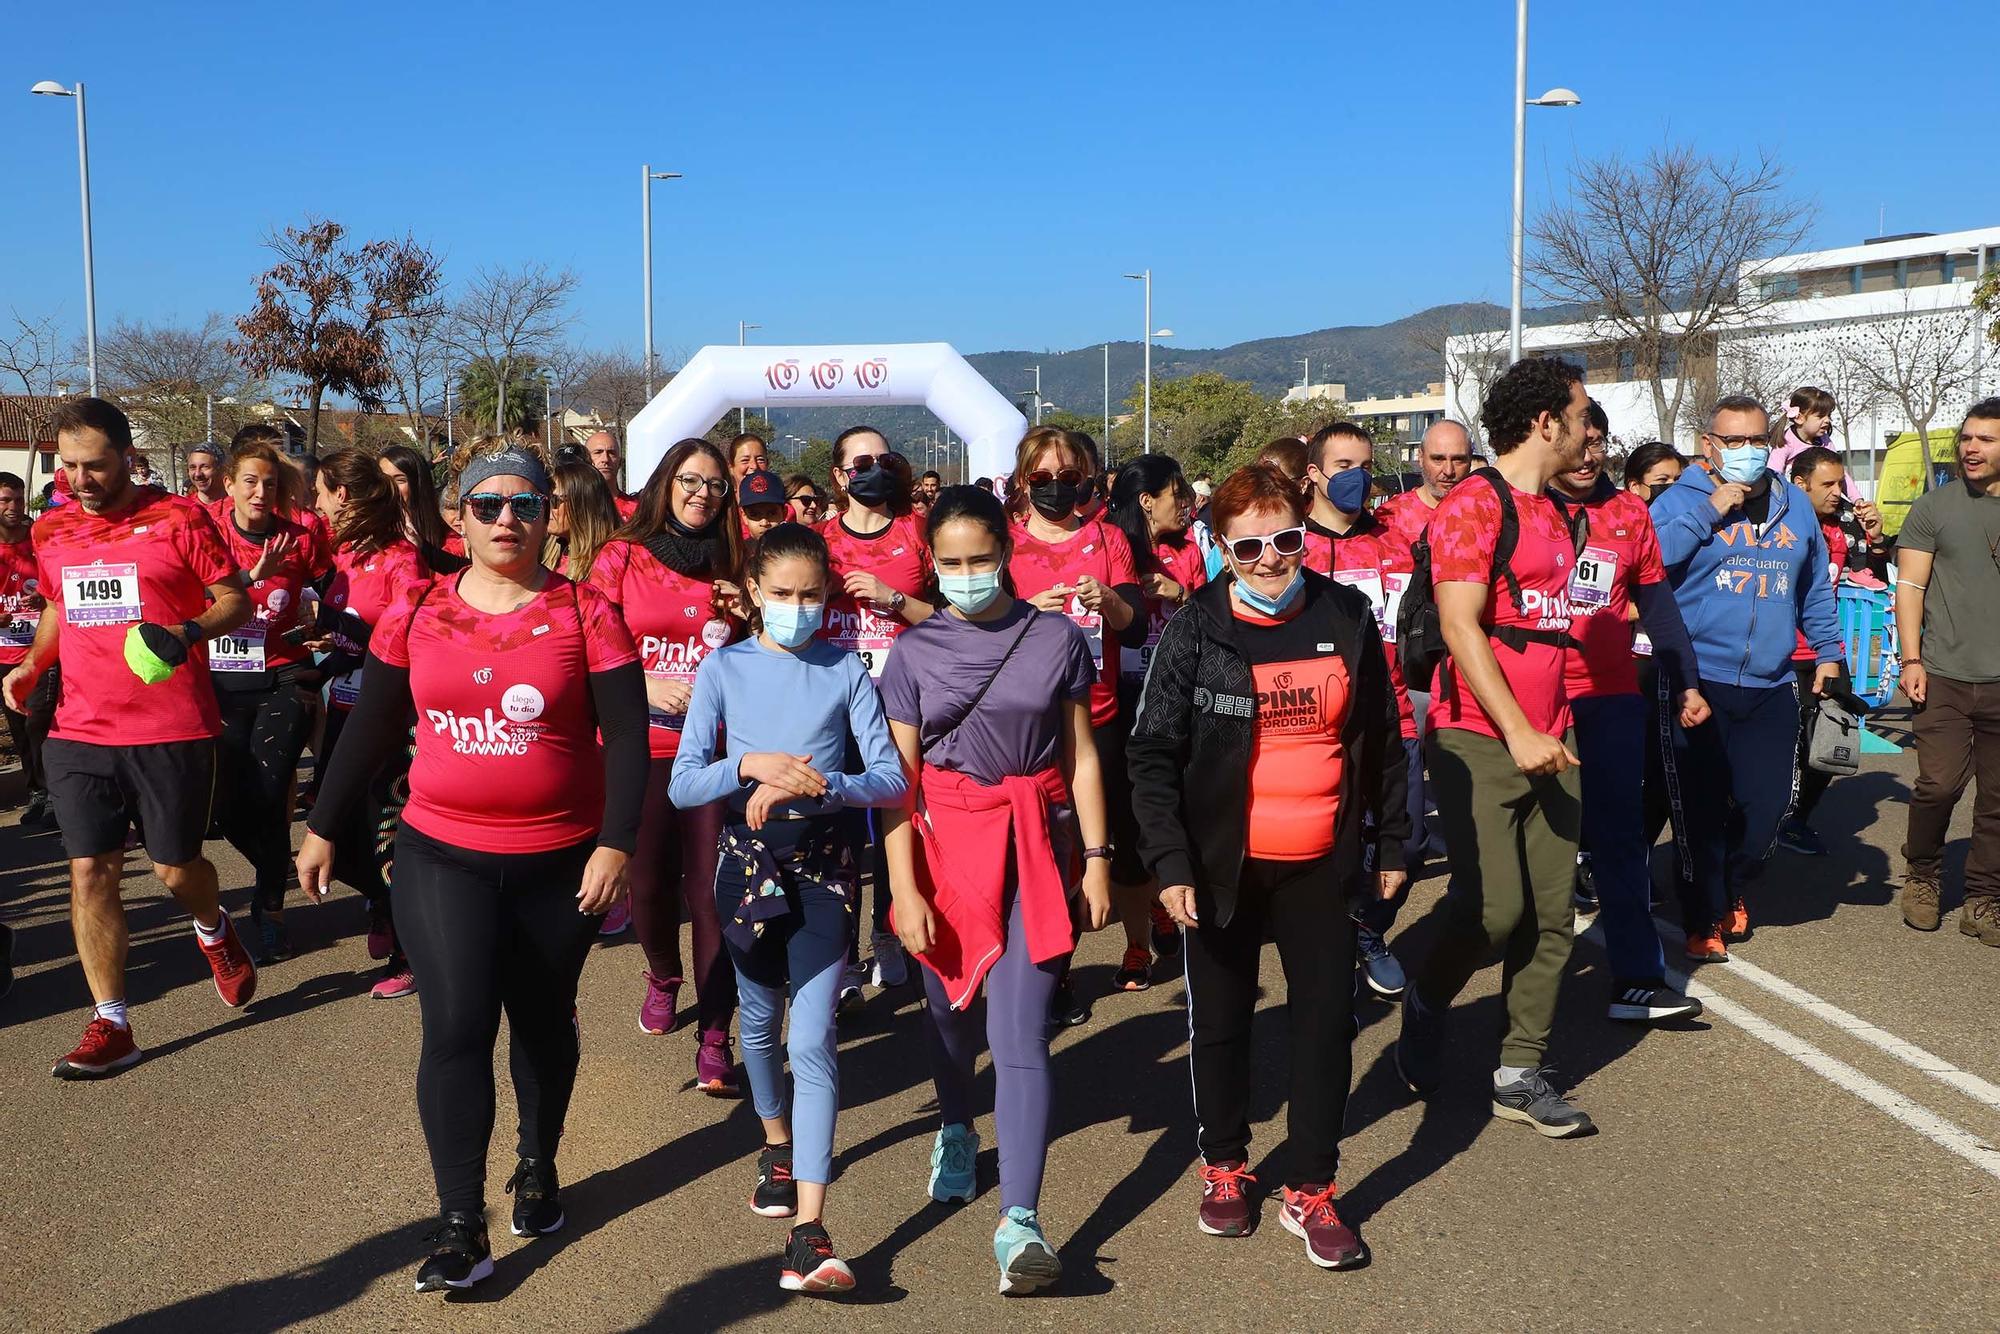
[{"xmin": 1480, "ymin": 356, "xmax": 1584, "ymax": 455}]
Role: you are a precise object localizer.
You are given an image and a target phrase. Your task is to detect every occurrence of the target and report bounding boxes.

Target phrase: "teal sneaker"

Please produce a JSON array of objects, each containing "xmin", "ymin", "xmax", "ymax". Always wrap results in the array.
[
  {"xmin": 994, "ymin": 1206, "xmax": 1061, "ymax": 1296},
  {"xmin": 928, "ymin": 1122, "xmax": 978, "ymax": 1204}
]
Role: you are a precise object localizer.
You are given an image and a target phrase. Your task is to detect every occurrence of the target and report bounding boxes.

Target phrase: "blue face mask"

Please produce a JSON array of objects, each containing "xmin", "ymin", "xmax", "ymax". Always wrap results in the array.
[
  {"xmin": 760, "ymin": 600, "xmax": 823, "ymax": 648},
  {"xmin": 938, "ymin": 570, "xmax": 1004, "ymax": 615},
  {"xmin": 1322, "ymin": 466, "xmax": 1372, "ymax": 514},
  {"xmin": 1233, "ymin": 568, "xmax": 1304, "ymax": 617},
  {"xmin": 1717, "ymin": 444, "xmax": 1770, "ymax": 485}
]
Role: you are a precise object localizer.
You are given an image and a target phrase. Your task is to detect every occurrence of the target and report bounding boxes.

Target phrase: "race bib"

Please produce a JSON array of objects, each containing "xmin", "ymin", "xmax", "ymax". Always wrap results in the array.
[
  {"xmin": 62, "ymin": 563, "xmax": 141, "ymax": 626},
  {"xmin": 1567, "ymin": 546, "xmax": 1619, "ymax": 612},
  {"xmin": 646, "ymin": 664, "xmax": 693, "ymax": 732},
  {"xmin": 1068, "ymin": 608, "xmax": 1105, "ymax": 673},
  {"xmin": 827, "ymin": 605, "xmax": 896, "ymax": 680},
  {"xmin": 1633, "ymin": 629, "xmax": 1654, "ymax": 658},
  {"xmin": 1120, "ymin": 641, "xmax": 1154, "ymax": 678},
  {"xmin": 1381, "ymin": 572, "xmax": 1410, "ymax": 645},
  {"xmin": 330, "ymin": 664, "xmax": 364, "ymax": 708},
  {"xmin": 209, "ymin": 621, "xmax": 268, "ymax": 673},
  {"xmin": 1332, "ymin": 567, "xmax": 1387, "ymax": 634},
  {"xmin": 0, "ymin": 609, "xmax": 38, "ymax": 648}
]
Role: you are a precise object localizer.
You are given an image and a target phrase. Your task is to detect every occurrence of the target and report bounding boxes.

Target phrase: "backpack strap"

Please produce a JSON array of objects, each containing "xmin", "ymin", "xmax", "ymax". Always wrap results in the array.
[{"xmin": 1475, "ymin": 466, "xmax": 1527, "ymax": 613}]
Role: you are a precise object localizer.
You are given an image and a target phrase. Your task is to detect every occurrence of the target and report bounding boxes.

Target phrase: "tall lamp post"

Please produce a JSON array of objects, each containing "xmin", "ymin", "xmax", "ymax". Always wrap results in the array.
[
  {"xmin": 641, "ymin": 165, "xmax": 683, "ymax": 399},
  {"xmin": 1102, "ymin": 343, "xmax": 1111, "ymax": 450},
  {"xmin": 1298, "ymin": 356, "xmax": 1311, "ymax": 396},
  {"xmin": 1508, "ymin": 0, "xmax": 1580, "ymax": 364},
  {"xmin": 1122, "ymin": 271, "xmax": 1154, "ymax": 452},
  {"xmin": 736, "ymin": 321, "xmax": 762, "ymax": 433},
  {"xmin": 1026, "ymin": 365, "xmax": 1044, "ymax": 425},
  {"xmin": 30, "ymin": 80, "xmax": 98, "ymax": 397}
]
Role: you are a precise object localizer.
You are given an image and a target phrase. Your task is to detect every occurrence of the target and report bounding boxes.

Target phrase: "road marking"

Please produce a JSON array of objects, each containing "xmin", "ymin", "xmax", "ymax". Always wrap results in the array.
[
  {"xmin": 1575, "ymin": 917, "xmax": 2000, "ymax": 1180},
  {"xmin": 1677, "ymin": 975, "xmax": 2000, "ymax": 1182}
]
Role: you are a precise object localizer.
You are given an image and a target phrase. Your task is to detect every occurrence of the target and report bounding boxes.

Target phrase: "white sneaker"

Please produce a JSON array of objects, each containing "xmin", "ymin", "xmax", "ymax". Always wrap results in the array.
[{"xmin": 870, "ymin": 930, "xmax": 908, "ymax": 988}]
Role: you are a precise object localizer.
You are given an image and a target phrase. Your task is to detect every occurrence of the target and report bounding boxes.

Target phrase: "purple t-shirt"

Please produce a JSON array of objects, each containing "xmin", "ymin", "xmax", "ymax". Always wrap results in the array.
[{"xmin": 879, "ymin": 603, "xmax": 1096, "ymax": 787}]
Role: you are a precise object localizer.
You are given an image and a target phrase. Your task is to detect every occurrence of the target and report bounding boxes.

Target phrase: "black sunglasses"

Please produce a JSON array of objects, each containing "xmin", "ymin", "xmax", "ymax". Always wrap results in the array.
[
  {"xmin": 464, "ymin": 491, "xmax": 549, "ymax": 524},
  {"xmin": 1026, "ymin": 468, "xmax": 1086, "ymax": 487}
]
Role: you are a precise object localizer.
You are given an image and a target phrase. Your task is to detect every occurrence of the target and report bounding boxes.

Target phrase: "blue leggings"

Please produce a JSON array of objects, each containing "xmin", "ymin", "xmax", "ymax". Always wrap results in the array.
[
  {"xmin": 1572, "ymin": 693, "xmax": 1667, "ymax": 983},
  {"xmin": 725, "ymin": 876, "xmax": 851, "ymax": 1185}
]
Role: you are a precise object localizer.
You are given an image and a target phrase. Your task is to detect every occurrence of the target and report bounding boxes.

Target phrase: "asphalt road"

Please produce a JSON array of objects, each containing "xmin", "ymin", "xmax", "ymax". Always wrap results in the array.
[{"xmin": 2, "ymin": 732, "xmax": 1996, "ymax": 1334}]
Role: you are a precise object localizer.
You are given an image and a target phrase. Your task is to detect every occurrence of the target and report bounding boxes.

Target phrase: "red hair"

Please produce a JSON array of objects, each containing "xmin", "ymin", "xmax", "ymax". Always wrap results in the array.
[{"xmin": 1210, "ymin": 463, "xmax": 1305, "ymax": 536}]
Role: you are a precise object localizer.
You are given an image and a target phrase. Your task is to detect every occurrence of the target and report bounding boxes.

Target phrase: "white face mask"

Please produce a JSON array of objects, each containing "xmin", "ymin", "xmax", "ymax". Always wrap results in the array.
[{"xmin": 938, "ymin": 570, "xmax": 1003, "ymax": 614}]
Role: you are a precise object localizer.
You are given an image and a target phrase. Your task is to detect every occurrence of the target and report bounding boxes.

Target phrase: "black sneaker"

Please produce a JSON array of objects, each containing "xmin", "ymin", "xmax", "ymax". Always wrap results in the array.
[
  {"xmin": 20, "ymin": 790, "xmax": 49, "ymax": 830},
  {"xmin": 0, "ymin": 921, "xmax": 14, "ymax": 1000},
  {"xmin": 414, "ymin": 1211, "xmax": 493, "ymax": 1292},
  {"xmin": 1607, "ymin": 980, "xmax": 1703, "ymax": 1025},
  {"xmin": 249, "ymin": 904, "xmax": 292, "ymax": 965},
  {"xmin": 506, "ymin": 1157, "xmax": 564, "ymax": 1237},
  {"xmin": 1777, "ymin": 819, "xmax": 1827, "ymax": 857},
  {"xmin": 1491, "ymin": 1067, "xmax": 1596, "ymax": 1138},
  {"xmin": 1394, "ymin": 990, "xmax": 1444, "ymax": 1097},
  {"xmin": 752, "ymin": 1143, "xmax": 798, "ymax": 1218},
  {"xmin": 1047, "ymin": 977, "xmax": 1090, "ymax": 1030},
  {"xmin": 1572, "ymin": 859, "xmax": 1599, "ymax": 913},
  {"xmin": 779, "ymin": 1221, "xmax": 855, "ymax": 1294}
]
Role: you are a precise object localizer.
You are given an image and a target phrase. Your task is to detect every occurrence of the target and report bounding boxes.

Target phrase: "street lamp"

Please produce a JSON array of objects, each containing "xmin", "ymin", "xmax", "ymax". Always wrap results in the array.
[
  {"xmin": 1102, "ymin": 344, "xmax": 1111, "ymax": 447},
  {"xmin": 1298, "ymin": 356, "xmax": 1311, "ymax": 395},
  {"xmin": 737, "ymin": 321, "xmax": 762, "ymax": 433},
  {"xmin": 1026, "ymin": 365, "xmax": 1044, "ymax": 425},
  {"xmin": 641, "ymin": 165, "xmax": 683, "ymax": 399},
  {"xmin": 30, "ymin": 80, "xmax": 98, "ymax": 397},
  {"xmin": 1122, "ymin": 271, "xmax": 1160, "ymax": 452},
  {"xmin": 1509, "ymin": 0, "xmax": 1580, "ymax": 364}
]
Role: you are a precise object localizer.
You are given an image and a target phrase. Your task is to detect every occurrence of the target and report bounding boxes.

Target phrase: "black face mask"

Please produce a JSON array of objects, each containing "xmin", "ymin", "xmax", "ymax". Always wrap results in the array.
[
  {"xmin": 1646, "ymin": 482, "xmax": 1671, "ymax": 504},
  {"xmin": 846, "ymin": 467, "xmax": 896, "ymax": 506},
  {"xmin": 1030, "ymin": 479, "xmax": 1081, "ymax": 520}
]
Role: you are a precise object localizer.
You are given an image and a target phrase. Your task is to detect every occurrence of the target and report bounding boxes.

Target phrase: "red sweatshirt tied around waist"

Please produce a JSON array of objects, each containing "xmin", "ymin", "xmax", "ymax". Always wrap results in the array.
[{"xmin": 902, "ymin": 763, "xmax": 1075, "ymax": 1011}]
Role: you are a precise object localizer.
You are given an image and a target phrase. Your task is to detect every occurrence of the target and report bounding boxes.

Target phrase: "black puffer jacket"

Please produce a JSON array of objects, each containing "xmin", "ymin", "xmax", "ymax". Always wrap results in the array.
[{"xmin": 1127, "ymin": 570, "xmax": 1408, "ymax": 929}]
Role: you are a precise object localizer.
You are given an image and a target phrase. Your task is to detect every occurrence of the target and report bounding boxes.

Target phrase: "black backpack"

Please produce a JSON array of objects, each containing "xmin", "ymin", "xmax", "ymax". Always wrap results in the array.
[{"xmin": 1396, "ymin": 467, "xmax": 1573, "ymax": 692}]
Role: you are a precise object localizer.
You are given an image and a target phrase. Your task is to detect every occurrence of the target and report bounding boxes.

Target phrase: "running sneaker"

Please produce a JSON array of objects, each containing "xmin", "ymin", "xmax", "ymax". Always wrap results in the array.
[
  {"xmin": 1048, "ymin": 976, "xmax": 1090, "ymax": 1029},
  {"xmin": 696, "ymin": 1028, "xmax": 741, "ymax": 1097},
  {"xmin": 414, "ymin": 1211, "xmax": 492, "ymax": 1293},
  {"xmin": 366, "ymin": 904, "xmax": 394, "ymax": 961},
  {"xmin": 1492, "ymin": 1067, "xmax": 1596, "ymax": 1138},
  {"xmin": 598, "ymin": 899, "xmax": 631, "ymax": 938},
  {"xmin": 869, "ymin": 930, "xmax": 908, "ymax": 988},
  {"xmin": 51, "ymin": 1016, "xmax": 141, "ymax": 1080},
  {"xmin": 197, "ymin": 914, "xmax": 258, "ymax": 1008},
  {"xmin": 752, "ymin": 1144, "xmax": 798, "ymax": 1217},
  {"xmin": 838, "ymin": 979, "xmax": 865, "ymax": 1015},
  {"xmin": 1607, "ymin": 981, "xmax": 1703, "ymax": 1025},
  {"xmin": 20, "ymin": 790, "xmax": 49, "ymax": 830},
  {"xmin": 1112, "ymin": 945, "xmax": 1152, "ymax": 992},
  {"xmin": 1150, "ymin": 904, "xmax": 1182, "ymax": 959},
  {"xmin": 1279, "ymin": 1183, "xmax": 1368, "ymax": 1270},
  {"xmin": 1841, "ymin": 569, "xmax": 1889, "ymax": 591},
  {"xmin": 928, "ymin": 1122, "xmax": 979, "ymax": 1204},
  {"xmin": 639, "ymin": 972, "xmax": 682, "ymax": 1035},
  {"xmin": 1355, "ymin": 926, "xmax": 1406, "ymax": 1000},
  {"xmin": 1573, "ymin": 857, "xmax": 1599, "ymax": 913},
  {"xmin": 1197, "ymin": 1160, "xmax": 1257, "ymax": 1237},
  {"xmin": 1394, "ymin": 990, "xmax": 1444, "ymax": 1097},
  {"xmin": 506, "ymin": 1157, "xmax": 564, "ymax": 1237},
  {"xmin": 995, "ymin": 1206, "xmax": 1062, "ymax": 1295},
  {"xmin": 1684, "ymin": 930, "xmax": 1729, "ymax": 963},
  {"xmin": 1777, "ymin": 819, "xmax": 1827, "ymax": 857},
  {"xmin": 1722, "ymin": 898, "xmax": 1752, "ymax": 943},
  {"xmin": 249, "ymin": 904, "xmax": 292, "ymax": 965},
  {"xmin": 371, "ymin": 967, "xmax": 418, "ymax": 1000},
  {"xmin": 0, "ymin": 920, "xmax": 13, "ymax": 1000},
  {"xmin": 778, "ymin": 1221, "xmax": 855, "ymax": 1295}
]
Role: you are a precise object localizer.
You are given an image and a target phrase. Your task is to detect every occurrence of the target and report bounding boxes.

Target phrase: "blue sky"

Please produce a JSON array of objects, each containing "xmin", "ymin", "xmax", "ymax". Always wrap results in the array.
[{"xmin": 2, "ymin": 0, "xmax": 1989, "ymax": 363}]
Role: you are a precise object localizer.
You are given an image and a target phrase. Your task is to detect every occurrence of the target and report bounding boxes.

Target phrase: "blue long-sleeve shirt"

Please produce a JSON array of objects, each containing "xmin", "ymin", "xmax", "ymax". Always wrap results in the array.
[
  {"xmin": 667, "ymin": 635, "xmax": 907, "ymax": 815},
  {"xmin": 1649, "ymin": 464, "xmax": 1842, "ymax": 689}
]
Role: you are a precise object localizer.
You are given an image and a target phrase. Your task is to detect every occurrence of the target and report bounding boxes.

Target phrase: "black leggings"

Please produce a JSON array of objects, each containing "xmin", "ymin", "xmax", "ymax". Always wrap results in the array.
[
  {"xmin": 5, "ymin": 666, "xmax": 57, "ymax": 797},
  {"xmin": 215, "ymin": 677, "xmax": 313, "ymax": 909},
  {"xmin": 630, "ymin": 757, "xmax": 734, "ymax": 1032},
  {"xmin": 394, "ymin": 824, "xmax": 602, "ymax": 1214}
]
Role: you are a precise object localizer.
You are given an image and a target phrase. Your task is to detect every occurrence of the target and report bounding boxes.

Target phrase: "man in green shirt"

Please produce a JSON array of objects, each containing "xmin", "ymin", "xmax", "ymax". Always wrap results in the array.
[{"xmin": 1894, "ymin": 397, "xmax": 2000, "ymax": 941}]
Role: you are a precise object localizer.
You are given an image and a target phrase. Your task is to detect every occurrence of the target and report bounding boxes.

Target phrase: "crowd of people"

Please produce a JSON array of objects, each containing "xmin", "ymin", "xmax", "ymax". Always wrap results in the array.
[{"xmin": 0, "ymin": 361, "xmax": 1994, "ymax": 1298}]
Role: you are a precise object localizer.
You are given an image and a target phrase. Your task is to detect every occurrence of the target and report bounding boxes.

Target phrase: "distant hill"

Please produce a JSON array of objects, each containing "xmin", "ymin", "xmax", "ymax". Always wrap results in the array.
[{"xmin": 756, "ymin": 301, "xmax": 1583, "ymax": 456}]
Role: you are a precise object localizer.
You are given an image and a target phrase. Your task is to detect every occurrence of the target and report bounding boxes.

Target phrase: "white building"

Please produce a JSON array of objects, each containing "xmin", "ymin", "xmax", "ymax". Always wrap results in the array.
[{"xmin": 1443, "ymin": 225, "xmax": 1999, "ymax": 489}]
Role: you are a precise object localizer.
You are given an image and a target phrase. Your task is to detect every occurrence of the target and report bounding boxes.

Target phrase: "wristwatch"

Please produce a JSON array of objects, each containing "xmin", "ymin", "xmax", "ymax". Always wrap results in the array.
[
  {"xmin": 886, "ymin": 589, "xmax": 907, "ymax": 614},
  {"xmin": 1082, "ymin": 845, "xmax": 1115, "ymax": 863},
  {"xmin": 180, "ymin": 618, "xmax": 207, "ymax": 645}
]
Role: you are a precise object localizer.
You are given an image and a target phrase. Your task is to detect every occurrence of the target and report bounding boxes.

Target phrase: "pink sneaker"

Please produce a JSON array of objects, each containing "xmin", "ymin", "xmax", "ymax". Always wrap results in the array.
[
  {"xmin": 598, "ymin": 901, "xmax": 632, "ymax": 938},
  {"xmin": 370, "ymin": 968, "xmax": 417, "ymax": 1000},
  {"xmin": 695, "ymin": 1028, "xmax": 741, "ymax": 1097},
  {"xmin": 640, "ymin": 972, "xmax": 682, "ymax": 1035},
  {"xmin": 366, "ymin": 905, "xmax": 394, "ymax": 961},
  {"xmin": 1842, "ymin": 569, "xmax": 1888, "ymax": 592}
]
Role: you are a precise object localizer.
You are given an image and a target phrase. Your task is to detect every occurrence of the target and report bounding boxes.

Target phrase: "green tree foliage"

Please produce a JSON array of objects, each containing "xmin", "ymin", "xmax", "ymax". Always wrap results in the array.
[
  {"xmin": 455, "ymin": 359, "xmax": 550, "ymax": 436},
  {"xmin": 1975, "ymin": 266, "xmax": 2000, "ymax": 351},
  {"xmin": 1109, "ymin": 371, "xmax": 1266, "ymax": 475}
]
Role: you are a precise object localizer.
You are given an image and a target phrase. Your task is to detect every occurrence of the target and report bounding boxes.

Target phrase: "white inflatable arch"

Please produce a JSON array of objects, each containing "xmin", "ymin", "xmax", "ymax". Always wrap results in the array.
[{"xmin": 626, "ymin": 343, "xmax": 1027, "ymax": 486}]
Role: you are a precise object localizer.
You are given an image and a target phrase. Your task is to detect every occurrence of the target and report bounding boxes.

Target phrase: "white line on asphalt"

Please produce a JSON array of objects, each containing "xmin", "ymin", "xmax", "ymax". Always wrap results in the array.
[{"xmin": 1675, "ymin": 976, "xmax": 2000, "ymax": 1182}]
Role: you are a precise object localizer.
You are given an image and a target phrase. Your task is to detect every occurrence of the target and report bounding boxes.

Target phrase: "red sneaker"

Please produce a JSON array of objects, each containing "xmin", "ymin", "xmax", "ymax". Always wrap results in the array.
[
  {"xmin": 198, "ymin": 915, "xmax": 258, "ymax": 1007},
  {"xmin": 1279, "ymin": 1182, "xmax": 1368, "ymax": 1269},
  {"xmin": 52, "ymin": 1016, "xmax": 142, "ymax": 1080},
  {"xmin": 1112, "ymin": 945, "xmax": 1153, "ymax": 992},
  {"xmin": 1197, "ymin": 1160, "xmax": 1258, "ymax": 1237},
  {"xmin": 1722, "ymin": 899, "xmax": 1751, "ymax": 943}
]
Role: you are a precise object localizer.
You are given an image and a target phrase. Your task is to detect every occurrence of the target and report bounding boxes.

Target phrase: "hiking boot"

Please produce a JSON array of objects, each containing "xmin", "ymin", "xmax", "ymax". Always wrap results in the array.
[
  {"xmin": 1491, "ymin": 1066, "xmax": 1596, "ymax": 1139},
  {"xmin": 1902, "ymin": 868, "xmax": 1942, "ymax": 932},
  {"xmin": 1958, "ymin": 897, "xmax": 2000, "ymax": 948}
]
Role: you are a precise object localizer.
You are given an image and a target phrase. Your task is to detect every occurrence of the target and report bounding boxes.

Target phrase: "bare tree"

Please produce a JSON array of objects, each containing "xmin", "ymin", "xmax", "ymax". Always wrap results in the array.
[
  {"xmin": 1817, "ymin": 344, "xmax": 1890, "ymax": 474},
  {"xmin": 451, "ymin": 264, "xmax": 577, "ymax": 436},
  {"xmin": 1530, "ymin": 143, "xmax": 1815, "ymax": 442},
  {"xmin": 541, "ymin": 340, "xmax": 594, "ymax": 446},
  {"xmin": 383, "ymin": 305, "xmax": 454, "ymax": 455},
  {"xmin": 0, "ymin": 312, "xmax": 75, "ymax": 396},
  {"xmin": 571, "ymin": 350, "xmax": 650, "ymax": 440},
  {"xmin": 99, "ymin": 314, "xmax": 267, "ymax": 480},
  {"xmin": 1853, "ymin": 291, "xmax": 1983, "ymax": 486},
  {"xmin": 1409, "ymin": 310, "xmax": 1507, "ymax": 443},
  {"xmin": 1676, "ymin": 337, "xmax": 1806, "ymax": 439}
]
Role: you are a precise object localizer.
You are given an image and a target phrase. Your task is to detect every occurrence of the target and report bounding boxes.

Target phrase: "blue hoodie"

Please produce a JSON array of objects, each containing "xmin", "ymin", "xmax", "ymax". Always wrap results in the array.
[{"xmin": 1649, "ymin": 464, "xmax": 1842, "ymax": 689}]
